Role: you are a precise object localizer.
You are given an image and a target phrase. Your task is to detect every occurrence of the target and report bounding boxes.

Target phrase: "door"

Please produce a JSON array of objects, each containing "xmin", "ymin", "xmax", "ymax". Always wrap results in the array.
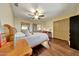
[{"xmin": 70, "ymin": 15, "xmax": 79, "ymax": 50}]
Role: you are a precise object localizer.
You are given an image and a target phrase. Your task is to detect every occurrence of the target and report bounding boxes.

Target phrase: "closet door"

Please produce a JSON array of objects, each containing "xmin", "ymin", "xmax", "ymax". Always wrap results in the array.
[{"xmin": 70, "ymin": 15, "xmax": 79, "ymax": 50}]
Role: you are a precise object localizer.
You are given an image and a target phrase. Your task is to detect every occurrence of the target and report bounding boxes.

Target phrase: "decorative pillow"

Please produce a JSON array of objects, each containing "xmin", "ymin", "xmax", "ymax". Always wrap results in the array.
[{"xmin": 23, "ymin": 30, "xmax": 31, "ymax": 37}]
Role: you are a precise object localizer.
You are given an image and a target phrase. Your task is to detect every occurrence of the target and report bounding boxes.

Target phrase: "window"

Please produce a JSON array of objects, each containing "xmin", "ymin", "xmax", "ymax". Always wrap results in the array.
[{"xmin": 21, "ymin": 23, "xmax": 30, "ymax": 32}]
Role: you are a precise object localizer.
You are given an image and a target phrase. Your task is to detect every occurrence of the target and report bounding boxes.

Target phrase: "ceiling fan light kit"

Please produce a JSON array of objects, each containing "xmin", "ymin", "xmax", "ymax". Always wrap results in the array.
[{"xmin": 34, "ymin": 15, "xmax": 39, "ymax": 19}]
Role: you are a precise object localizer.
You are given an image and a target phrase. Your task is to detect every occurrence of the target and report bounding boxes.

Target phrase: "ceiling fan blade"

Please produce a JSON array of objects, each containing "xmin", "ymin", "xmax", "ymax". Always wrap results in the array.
[
  {"xmin": 32, "ymin": 17, "xmax": 34, "ymax": 19},
  {"xmin": 39, "ymin": 15, "xmax": 45, "ymax": 17},
  {"xmin": 38, "ymin": 17, "xmax": 40, "ymax": 20},
  {"xmin": 28, "ymin": 14, "xmax": 34, "ymax": 16},
  {"xmin": 27, "ymin": 14, "xmax": 35, "ymax": 18}
]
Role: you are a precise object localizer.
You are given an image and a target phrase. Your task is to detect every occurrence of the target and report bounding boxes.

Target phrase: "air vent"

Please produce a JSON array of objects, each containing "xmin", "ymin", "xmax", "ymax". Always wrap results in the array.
[{"xmin": 14, "ymin": 3, "xmax": 18, "ymax": 7}]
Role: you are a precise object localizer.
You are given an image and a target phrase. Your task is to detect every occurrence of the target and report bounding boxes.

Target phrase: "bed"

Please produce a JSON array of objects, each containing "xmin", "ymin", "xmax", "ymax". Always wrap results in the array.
[
  {"xmin": 14, "ymin": 32, "xmax": 49, "ymax": 48},
  {"xmin": 26, "ymin": 32, "xmax": 49, "ymax": 48}
]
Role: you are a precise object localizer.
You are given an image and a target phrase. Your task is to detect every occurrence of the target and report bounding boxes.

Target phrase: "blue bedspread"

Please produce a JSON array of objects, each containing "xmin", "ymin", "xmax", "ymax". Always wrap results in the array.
[{"xmin": 15, "ymin": 32, "xmax": 49, "ymax": 48}]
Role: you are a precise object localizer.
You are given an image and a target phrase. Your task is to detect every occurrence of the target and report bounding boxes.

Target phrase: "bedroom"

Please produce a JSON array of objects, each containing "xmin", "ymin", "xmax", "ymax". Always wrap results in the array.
[{"xmin": 0, "ymin": 3, "xmax": 79, "ymax": 56}]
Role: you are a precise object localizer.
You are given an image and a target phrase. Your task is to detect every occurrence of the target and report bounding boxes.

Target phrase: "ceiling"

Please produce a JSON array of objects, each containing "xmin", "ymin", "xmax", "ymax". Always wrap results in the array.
[{"xmin": 11, "ymin": 3, "xmax": 79, "ymax": 21}]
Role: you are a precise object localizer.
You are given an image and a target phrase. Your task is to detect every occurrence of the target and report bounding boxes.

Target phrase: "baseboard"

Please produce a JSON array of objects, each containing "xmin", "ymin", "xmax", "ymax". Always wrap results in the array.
[
  {"xmin": 53, "ymin": 37, "xmax": 68, "ymax": 42},
  {"xmin": 53, "ymin": 37, "xmax": 70, "ymax": 45},
  {"xmin": 53, "ymin": 38, "xmax": 61, "ymax": 40}
]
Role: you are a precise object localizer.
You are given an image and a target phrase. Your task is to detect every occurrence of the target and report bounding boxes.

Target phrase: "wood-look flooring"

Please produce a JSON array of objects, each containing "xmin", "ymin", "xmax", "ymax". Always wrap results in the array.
[{"xmin": 32, "ymin": 38, "xmax": 79, "ymax": 56}]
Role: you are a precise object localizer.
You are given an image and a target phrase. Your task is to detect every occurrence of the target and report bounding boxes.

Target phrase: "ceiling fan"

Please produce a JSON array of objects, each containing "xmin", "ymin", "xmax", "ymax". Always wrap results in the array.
[{"xmin": 14, "ymin": 3, "xmax": 45, "ymax": 20}]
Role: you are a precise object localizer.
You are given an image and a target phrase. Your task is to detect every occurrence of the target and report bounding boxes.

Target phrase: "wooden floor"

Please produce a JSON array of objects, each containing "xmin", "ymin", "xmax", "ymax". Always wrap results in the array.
[{"xmin": 32, "ymin": 38, "xmax": 79, "ymax": 56}]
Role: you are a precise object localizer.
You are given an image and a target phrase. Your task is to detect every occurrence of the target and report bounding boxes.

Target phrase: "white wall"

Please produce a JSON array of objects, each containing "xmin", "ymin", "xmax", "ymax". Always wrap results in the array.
[
  {"xmin": 14, "ymin": 19, "xmax": 21, "ymax": 32},
  {"xmin": 0, "ymin": 4, "xmax": 14, "ymax": 26},
  {"xmin": 41, "ymin": 20, "xmax": 53, "ymax": 37}
]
